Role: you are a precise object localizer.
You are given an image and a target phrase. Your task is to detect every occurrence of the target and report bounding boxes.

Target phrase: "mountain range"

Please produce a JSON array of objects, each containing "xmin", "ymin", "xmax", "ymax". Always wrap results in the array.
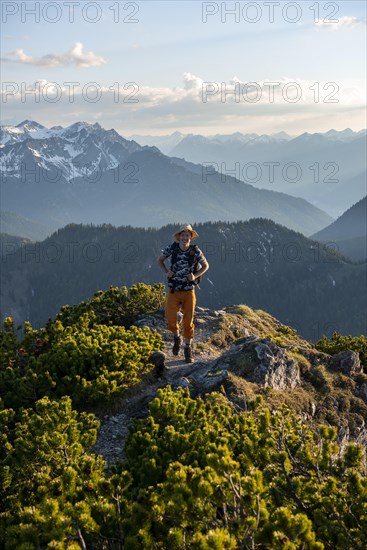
[
  {"xmin": 0, "ymin": 120, "xmax": 333, "ymax": 237},
  {"xmin": 128, "ymin": 129, "xmax": 367, "ymax": 218},
  {"xmin": 127, "ymin": 128, "xmax": 364, "ymax": 154}
]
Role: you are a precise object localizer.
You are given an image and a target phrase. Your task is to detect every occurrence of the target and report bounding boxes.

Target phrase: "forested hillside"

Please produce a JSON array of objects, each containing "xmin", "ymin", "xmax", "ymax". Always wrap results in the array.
[
  {"xmin": 1, "ymin": 219, "xmax": 366, "ymax": 341},
  {"xmin": 1, "ymin": 284, "xmax": 367, "ymax": 549}
]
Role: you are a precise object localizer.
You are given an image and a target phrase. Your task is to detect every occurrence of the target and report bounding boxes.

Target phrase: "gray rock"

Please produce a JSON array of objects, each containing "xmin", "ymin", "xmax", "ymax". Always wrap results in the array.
[
  {"xmin": 214, "ymin": 310, "xmax": 226, "ymax": 317},
  {"xmin": 149, "ymin": 351, "xmax": 167, "ymax": 377},
  {"xmin": 202, "ymin": 369, "xmax": 229, "ymax": 390},
  {"xmin": 356, "ymin": 383, "xmax": 367, "ymax": 404},
  {"xmin": 212, "ymin": 336, "xmax": 300, "ymax": 390},
  {"xmin": 175, "ymin": 377, "xmax": 192, "ymax": 389},
  {"xmin": 355, "ymin": 428, "xmax": 367, "ymax": 451},
  {"xmin": 252, "ymin": 339, "xmax": 300, "ymax": 390},
  {"xmin": 240, "ymin": 335, "xmax": 260, "ymax": 346},
  {"xmin": 338, "ymin": 423, "xmax": 350, "ymax": 450},
  {"xmin": 195, "ymin": 318, "xmax": 206, "ymax": 325},
  {"xmin": 328, "ymin": 350, "xmax": 362, "ymax": 376},
  {"xmin": 309, "ymin": 401, "xmax": 317, "ymax": 416}
]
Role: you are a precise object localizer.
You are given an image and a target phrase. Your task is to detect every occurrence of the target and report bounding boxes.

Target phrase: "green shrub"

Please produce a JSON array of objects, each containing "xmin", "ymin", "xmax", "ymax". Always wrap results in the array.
[
  {"xmin": 118, "ymin": 387, "xmax": 366, "ymax": 549},
  {"xmin": 0, "ymin": 397, "xmax": 108, "ymax": 549},
  {"xmin": 46, "ymin": 283, "xmax": 165, "ymax": 331},
  {"xmin": 0, "ymin": 284, "xmax": 165, "ymax": 410},
  {"xmin": 2, "ymin": 388, "xmax": 366, "ymax": 549},
  {"xmin": 315, "ymin": 332, "xmax": 367, "ymax": 369},
  {"xmin": 0, "ymin": 313, "xmax": 163, "ymax": 409}
]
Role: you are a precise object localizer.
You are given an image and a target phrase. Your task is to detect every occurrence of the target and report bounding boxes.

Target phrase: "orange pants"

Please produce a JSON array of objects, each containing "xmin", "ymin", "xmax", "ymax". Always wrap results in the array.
[{"xmin": 165, "ymin": 289, "xmax": 196, "ymax": 339}]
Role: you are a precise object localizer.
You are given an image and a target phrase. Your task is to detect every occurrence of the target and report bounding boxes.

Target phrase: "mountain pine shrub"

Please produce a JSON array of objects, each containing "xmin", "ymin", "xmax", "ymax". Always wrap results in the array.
[
  {"xmin": 117, "ymin": 387, "xmax": 366, "ymax": 549},
  {"xmin": 315, "ymin": 332, "xmax": 367, "ymax": 369},
  {"xmin": 0, "ymin": 285, "xmax": 165, "ymax": 410}
]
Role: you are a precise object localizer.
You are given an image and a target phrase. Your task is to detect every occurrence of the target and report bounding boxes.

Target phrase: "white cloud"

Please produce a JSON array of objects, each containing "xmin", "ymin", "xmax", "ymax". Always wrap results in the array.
[
  {"xmin": 128, "ymin": 75, "xmax": 365, "ymax": 107},
  {"xmin": 67, "ymin": 42, "xmax": 107, "ymax": 68},
  {"xmin": 9, "ymin": 42, "xmax": 107, "ymax": 68},
  {"xmin": 315, "ymin": 16, "xmax": 363, "ymax": 30},
  {"xmin": 2, "ymin": 74, "xmax": 364, "ymax": 107},
  {"xmin": 183, "ymin": 72, "xmax": 204, "ymax": 91},
  {"xmin": 1, "ymin": 74, "xmax": 365, "ymax": 135}
]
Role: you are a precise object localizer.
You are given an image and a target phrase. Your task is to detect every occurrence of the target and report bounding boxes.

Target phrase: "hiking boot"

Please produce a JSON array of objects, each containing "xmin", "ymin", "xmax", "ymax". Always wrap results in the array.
[
  {"xmin": 172, "ymin": 335, "xmax": 181, "ymax": 356},
  {"xmin": 184, "ymin": 345, "xmax": 192, "ymax": 363}
]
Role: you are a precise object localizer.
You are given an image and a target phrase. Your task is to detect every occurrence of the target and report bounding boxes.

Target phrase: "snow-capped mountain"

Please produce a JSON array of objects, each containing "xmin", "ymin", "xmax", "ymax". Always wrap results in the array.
[
  {"xmin": 0, "ymin": 120, "xmax": 335, "ymax": 236},
  {"xmin": 0, "ymin": 120, "xmax": 56, "ymax": 144},
  {"xmin": 1, "ymin": 120, "xmax": 141, "ymax": 181}
]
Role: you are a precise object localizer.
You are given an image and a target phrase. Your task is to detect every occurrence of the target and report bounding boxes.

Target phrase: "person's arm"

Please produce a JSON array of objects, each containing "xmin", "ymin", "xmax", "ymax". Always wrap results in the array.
[
  {"xmin": 187, "ymin": 249, "xmax": 209, "ymax": 282},
  {"xmin": 187, "ymin": 257, "xmax": 209, "ymax": 282},
  {"xmin": 195, "ymin": 259, "xmax": 209, "ymax": 279},
  {"xmin": 158, "ymin": 254, "xmax": 174, "ymax": 278}
]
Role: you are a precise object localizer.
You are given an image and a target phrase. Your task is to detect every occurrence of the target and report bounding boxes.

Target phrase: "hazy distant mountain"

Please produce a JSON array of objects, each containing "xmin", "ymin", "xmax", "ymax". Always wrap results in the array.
[
  {"xmin": 0, "ymin": 211, "xmax": 53, "ymax": 241},
  {"xmin": 162, "ymin": 129, "xmax": 366, "ymax": 218},
  {"xmin": 127, "ymin": 130, "xmax": 293, "ymax": 154},
  {"xmin": 0, "ymin": 121, "xmax": 333, "ymax": 236},
  {"xmin": 1, "ymin": 218, "xmax": 365, "ymax": 340},
  {"xmin": 126, "ymin": 131, "xmax": 186, "ymax": 154},
  {"xmin": 128, "ymin": 128, "xmax": 363, "ymax": 154},
  {"xmin": 312, "ymin": 196, "xmax": 367, "ymax": 241},
  {"xmin": 311, "ymin": 197, "xmax": 367, "ymax": 262},
  {"xmin": 322, "ymin": 128, "xmax": 364, "ymax": 142}
]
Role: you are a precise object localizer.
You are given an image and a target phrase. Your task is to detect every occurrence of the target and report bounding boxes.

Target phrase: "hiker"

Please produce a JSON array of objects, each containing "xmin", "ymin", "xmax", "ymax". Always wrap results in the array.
[{"xmin": 158, "ymin": 224, "xmax": 209, "ymax": 363}]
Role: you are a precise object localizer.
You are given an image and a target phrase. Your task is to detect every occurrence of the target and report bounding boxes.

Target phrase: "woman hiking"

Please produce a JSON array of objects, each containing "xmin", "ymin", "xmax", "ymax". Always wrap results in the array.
[{"xmin": 158, "ymin": 224, "xmax": 209, "ymax": 363}]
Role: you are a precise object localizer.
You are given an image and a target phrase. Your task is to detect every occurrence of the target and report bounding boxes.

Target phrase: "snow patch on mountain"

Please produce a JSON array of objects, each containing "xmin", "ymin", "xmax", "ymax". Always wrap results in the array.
[{"xmin": 0, "ymin": 120, "xmax": 142, "ymax": 182}]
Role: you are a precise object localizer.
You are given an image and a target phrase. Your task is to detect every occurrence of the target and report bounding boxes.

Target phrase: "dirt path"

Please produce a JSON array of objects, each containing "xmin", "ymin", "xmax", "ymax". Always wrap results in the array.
[{"xmin": 92, "ymin": 339, "xmax": 220, "ymax": 467}]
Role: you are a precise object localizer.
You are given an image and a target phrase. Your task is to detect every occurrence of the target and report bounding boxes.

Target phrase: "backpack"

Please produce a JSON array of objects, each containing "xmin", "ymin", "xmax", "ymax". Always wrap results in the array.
[{"xmin": 170, "ymin": 242, "xmax": 202, "ymax": 286}]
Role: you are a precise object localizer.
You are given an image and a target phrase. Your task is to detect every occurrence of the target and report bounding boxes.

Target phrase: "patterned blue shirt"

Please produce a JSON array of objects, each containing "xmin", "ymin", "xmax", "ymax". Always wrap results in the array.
[{"xmin": 161, "ymin": 243, "xmax": 206, "ymax": 291}]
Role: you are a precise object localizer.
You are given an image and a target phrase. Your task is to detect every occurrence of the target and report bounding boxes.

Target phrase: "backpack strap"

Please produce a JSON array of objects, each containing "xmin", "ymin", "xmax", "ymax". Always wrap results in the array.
[
  {"xmin": 170, "ymin": 241, "xmax": 180, "ymax": 269},
  {"xmin": 188, "ymin": 244, "xmax": 199, "ymax": 269},
  {"xmin": 188, "ymin": 245, "xmax": 201, "ymax": 287}
]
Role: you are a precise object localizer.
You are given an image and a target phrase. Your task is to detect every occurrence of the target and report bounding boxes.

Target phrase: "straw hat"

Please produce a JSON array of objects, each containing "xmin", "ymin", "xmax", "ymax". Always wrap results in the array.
[{"xmin": 173, "ymin": 223, "xmax": 199, "ymax": 241}]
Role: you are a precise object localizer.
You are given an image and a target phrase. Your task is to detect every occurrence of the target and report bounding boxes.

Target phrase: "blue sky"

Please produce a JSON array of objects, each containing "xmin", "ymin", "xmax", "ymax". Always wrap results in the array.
[{"xmin": 1, "ymin": 0, "xmax": 366, "ymax": 135}]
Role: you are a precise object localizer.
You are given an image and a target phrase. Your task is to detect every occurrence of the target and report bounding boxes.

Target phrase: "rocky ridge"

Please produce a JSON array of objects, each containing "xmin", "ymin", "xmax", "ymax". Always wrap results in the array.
[{"xmin": 93, "ymin": 306, "xmax": 367, "ymax": 467}]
